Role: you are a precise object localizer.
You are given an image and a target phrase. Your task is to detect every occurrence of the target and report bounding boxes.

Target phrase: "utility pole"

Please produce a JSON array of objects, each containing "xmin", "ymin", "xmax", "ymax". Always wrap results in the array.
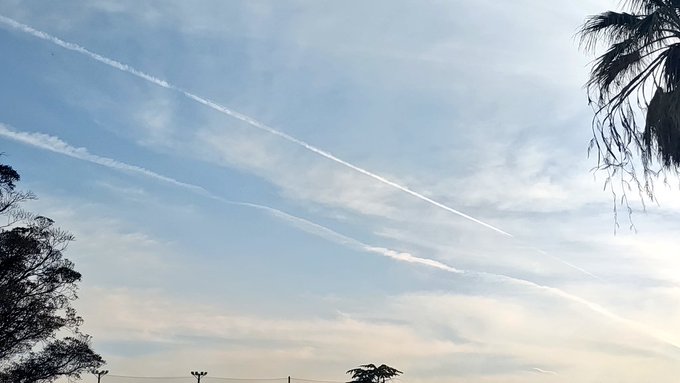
[
  {"xmin": 93, "ymin": 370, "xmax": 109, "ymax": 383},
  {"xmin": 191, "ymin": 371, "xmax": 208, "ymax": 383}
]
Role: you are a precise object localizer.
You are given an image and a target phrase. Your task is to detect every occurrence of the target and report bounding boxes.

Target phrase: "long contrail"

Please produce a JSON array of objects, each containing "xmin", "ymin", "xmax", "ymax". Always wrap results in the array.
[
  {"xmin": 0, "ymin": 15, "xmax": 604, "ymax": 280},
  {"xmin": 0, "ymin": 122, "xmax": 459, "ymax": 275},
  {"xmin": 1, "ymin": 122, "xmax": 462, "ymax": 276},
  {"xmin": 3, "ymin": 122, "xmax": 677, "ymax": 354},
  {"xmin": 0, "ymin": 14, "xmax": 511, "ymax": 238}
]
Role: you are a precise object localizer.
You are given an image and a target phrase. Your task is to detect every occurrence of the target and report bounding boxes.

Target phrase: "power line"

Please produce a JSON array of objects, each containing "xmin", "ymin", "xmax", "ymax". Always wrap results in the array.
[
  {"xmin": 107, "ymin": 376, "xmax": 287, "ymax": 381},
  {"xmin": 107, "ymin": 376, "xmax": 191, "ymax": 380},
  {"xmin": 103, "ymin": 375, "xmax": 341, "ymax": 382}
]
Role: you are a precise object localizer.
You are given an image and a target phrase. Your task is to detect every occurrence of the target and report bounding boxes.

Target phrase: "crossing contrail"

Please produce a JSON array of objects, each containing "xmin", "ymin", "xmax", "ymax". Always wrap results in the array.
[
  {"xmin": 0, "ymin": 14, "xmax": 512, "ymax": 238},
  {"xmin": 2, "ymin": 122, "xmax": 677, "ymax": 354}
]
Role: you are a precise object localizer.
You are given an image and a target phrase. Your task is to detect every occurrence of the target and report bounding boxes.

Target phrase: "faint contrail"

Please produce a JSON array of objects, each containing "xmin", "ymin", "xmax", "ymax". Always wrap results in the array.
[
  {"xmin": 527, "ymin": 245, "xmax": 603, "ymax": 281},
  {"xmin": 0, "ymin": 14, "xmax": 511, "ymax": 238},
  {"xmin": 265, "ymin": 207, "xmax": 680, "ymax": 353},
  {"xmin": 241, "ymin": 202, "xmax": 463, "ymax": 273},
  {"xmin": 0, "ymin": 15, "xmax": 604, "ymax": 280},
  {"xmin": 477, "ymin": 271, "xmax": 680, "ymax": 353},
  {"xmin": 0, "ymin": 14, "xmax": 603, "ymax": 279},
  {"xmin": 0, "ymin": 122, "xmax": 458, "ymax": 275},
  {"xmin": 2, "ymin": 122, "xmax": 677, "ymax": 354},
  {"xmin": 0, "ymin": 123, "xmax": 208, "ymax": 194}
]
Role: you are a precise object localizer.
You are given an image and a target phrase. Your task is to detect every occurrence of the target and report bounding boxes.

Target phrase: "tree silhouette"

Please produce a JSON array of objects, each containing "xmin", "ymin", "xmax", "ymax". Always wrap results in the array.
[
  {"xmin": 0, "ymin": 161, "xmax": 103, "ymax": 383},
  {"xmin": 346, "ymin": 364, "xmax": 402, "ymax": 383},
  {"xmin": 579, "ymin": 0, "xmax": 680, "ymax": 215}
]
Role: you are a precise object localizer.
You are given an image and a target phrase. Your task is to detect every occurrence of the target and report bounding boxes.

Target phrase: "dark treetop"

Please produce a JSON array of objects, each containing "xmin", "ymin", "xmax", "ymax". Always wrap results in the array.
[{"xmin": 0, "ymin": 162, "xmax": 103, "ymax": 383}]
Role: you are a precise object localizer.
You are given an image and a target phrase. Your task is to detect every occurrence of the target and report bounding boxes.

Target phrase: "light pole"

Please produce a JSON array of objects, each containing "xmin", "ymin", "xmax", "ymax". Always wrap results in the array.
[
  {"xmin": 93, "ymin": 370, "xmax": 109, "ymax": 383},
  {"xmin": 191, "ymin": 371, "xmax": 208, "ymax": 383}
]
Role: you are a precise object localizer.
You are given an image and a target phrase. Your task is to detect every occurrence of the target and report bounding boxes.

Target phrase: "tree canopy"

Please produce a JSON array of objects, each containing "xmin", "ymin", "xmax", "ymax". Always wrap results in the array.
[
  {"xmin": 346, "ymin": 364, "xmax": 402, "ymax": 383},
  {"xmin": 580, "ymin": 0, "xmax": 680, "ymax": 215},
  {"xmin": 0, "ymin": 162, "xmax": 103, "ymax": 383}
]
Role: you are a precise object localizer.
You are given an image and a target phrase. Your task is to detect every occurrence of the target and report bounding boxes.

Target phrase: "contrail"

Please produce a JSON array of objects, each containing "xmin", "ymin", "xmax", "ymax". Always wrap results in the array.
[
  {"xmin": 0, "ymin": 14, "xmax": 511, "ymax": 238},
  {"xmin": 3, "ymin": 122, "xmax": 677, "ymax": 354},
  {"xmin": 0, "ymin": 122, "xmax": 458, "ymax": 275},
  {"xmin": 0, "ymin": 15, "xmax": 605, "ymax": 280},
  {"xmin": 0, "ymin": 123, "xmax": 208, "ymax": 194},
  {"xmin": 527, "ymin": 245, "xmax": 603, "ymax": 281},
  {"xmin": 0, "ymin": 111, "xmax": 588, "ymax": 280},
  {"xmin": 241, "ymin": 202, "xmax": 464, "ymax": 274},
  {"xmin": 0, "ymin": 14, "xmax": 603, "ymax": 278},
  {"xmin": 476, "ymin": 271, "xmax": 680, "ymax": 353},
  {"xmin": 262, "ymin": 208, "xmax": 680, "ymax": 353}
]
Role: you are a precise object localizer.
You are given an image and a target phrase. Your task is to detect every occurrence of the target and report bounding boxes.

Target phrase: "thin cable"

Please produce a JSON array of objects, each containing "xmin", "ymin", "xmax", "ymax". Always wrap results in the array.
[
  {"xmin": 107, "ymin": 375, "xmax": 190, "ymax": 380},
  {"xmin": 107, "ymin": 376, "xmax": 286, "ymax": 381}
]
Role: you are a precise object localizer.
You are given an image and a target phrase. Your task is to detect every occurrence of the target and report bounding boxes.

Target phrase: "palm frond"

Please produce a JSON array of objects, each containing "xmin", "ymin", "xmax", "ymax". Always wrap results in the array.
[
  {"xmin": 589, "ymin": 44, "xmax": 644, "ymax": 93},
  {"xmin": 624, "ymin": 0, "xmax": 670, "ymax": 13},
  {"xmin": 580, "ymin": 11, "xmax": 642, "ymax": 51},
  {"xmin": 644, "ymin": 87, "xmax": 680, "ymax": 166},
  {"xmin": 580, "ymin": 1, "xmax": 680, "ymax": 187}
]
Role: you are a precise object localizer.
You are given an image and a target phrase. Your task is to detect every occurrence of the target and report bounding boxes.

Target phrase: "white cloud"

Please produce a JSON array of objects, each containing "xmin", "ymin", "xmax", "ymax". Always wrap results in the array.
[
  {"xmin": 74, "ymin": 288, "xmax": 680, "ymax": 382},
  {"xmin": 23, "ymin": 197, "xmax": 182, "ymax": 289}
]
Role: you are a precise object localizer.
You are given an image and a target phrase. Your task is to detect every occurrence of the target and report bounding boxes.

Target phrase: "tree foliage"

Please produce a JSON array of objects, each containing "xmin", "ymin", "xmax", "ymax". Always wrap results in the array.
[
  {"xmin": 579, "ymin": 0, "xmax": 680, "ymax": 221},
  {"xmin": 0, "ymin": 162, "xmax": 103, "ymax": 383},
  {"xmin": 346, "ymin": 364, "xmax": 402, "ymax": 383}
]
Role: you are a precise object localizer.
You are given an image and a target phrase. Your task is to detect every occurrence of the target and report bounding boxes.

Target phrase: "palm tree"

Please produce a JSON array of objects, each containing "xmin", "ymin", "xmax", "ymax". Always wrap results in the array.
[
  {"xmin": 580, "ymin": 0, "xmax": 680, "ymax": 202},
  {"xmin": 346, "ymin": 364, "xmax": 402, "ymax": 383}
]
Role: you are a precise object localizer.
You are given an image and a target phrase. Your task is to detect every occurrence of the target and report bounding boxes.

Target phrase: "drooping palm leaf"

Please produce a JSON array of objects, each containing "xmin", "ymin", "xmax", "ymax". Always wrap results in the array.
[{"xmin": 580, "ymin": 0, "xmax": 680, "ymax": 204}]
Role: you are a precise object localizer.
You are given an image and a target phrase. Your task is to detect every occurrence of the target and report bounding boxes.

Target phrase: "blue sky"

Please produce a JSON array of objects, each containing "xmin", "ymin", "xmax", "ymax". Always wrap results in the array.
[{"xmin": 2, "ymin": 1, "xmax": 680, "ymax": 382}]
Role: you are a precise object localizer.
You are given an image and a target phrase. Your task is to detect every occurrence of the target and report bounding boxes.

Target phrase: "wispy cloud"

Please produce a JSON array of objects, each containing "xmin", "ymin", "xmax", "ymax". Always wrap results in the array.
[
  {"xmin": 0, "ymin": 14, "xmax": 512, "ymax": 238},
  {"xmin": 81, "ymin": 287, "xmax": 674, "ymax": 381},
  {"xmin": 224, "ymin": 203, "xmax": 680, "ymax": 352},
  {"xmin": 2, "ymin": 12, "xmax": 610, "ymax": 287},
  {"xmin": 531, "ymin": 367, "xmax": 558, "ymax": 375},
  {"xmin": 3, "ymin": 121, "xmax": 676, "ymax": 354},
  {"xmin": 0, "ymin": 123, "xmax": 208, "ymax": 193},
  {"xmin": 0, "ymin": 122, "xmax": 459, "ymax": 276}
]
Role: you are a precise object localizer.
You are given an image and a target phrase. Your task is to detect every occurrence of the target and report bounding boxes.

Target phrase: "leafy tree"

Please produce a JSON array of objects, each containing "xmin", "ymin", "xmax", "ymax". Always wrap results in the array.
[
  {"xmin": 579, "ymin": 0, "xmax": 680, "ymax": 218},
  {"xmin": 0, "ymin": 162, "xmax": 104, "ymax": 383},
  {"xmin": 346, "ymin": 364, "xmax": 402, "ymax": 383}
]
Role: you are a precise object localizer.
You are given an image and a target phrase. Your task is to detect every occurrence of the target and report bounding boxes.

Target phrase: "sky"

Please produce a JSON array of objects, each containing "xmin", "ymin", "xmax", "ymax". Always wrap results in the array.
[{"xmin": 2, "ymin": 0, "xmax": 680, "ymax": 382}]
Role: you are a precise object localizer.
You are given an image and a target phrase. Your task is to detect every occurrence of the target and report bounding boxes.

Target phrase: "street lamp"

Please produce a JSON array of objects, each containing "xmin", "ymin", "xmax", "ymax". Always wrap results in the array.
[
  {"xmin": 93, "ymin": 370, "xmax": 109, "ymax": 383},
  {"xmin": 191, "ymin": 371, "xmax": 208, "ymax": 383}
]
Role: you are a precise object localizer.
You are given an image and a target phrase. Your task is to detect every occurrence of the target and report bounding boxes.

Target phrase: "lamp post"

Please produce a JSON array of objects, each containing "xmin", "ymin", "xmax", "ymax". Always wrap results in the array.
[
  {"xmin": 191, "ymin": 371, "xmax": 208, "ymax": 383},
  {"xmin": 93, "ymin": 370, "xmax": 109, "ymax": 383}
]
